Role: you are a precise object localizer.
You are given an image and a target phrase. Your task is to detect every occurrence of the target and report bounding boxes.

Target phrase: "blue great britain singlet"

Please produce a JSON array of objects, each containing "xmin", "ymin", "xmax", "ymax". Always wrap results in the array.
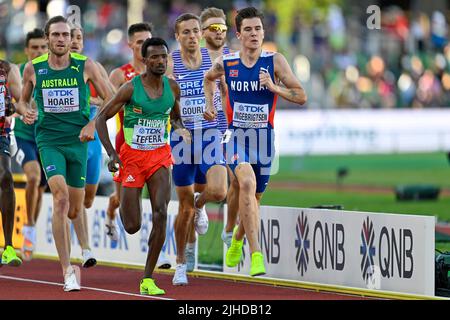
[
  {"xmin": 172, "ymin": 47, "xmax": 217, "ymax": 131},
  {"xmin": 223, "ymin": 50, "xmax": 278, "ymax": 131}
]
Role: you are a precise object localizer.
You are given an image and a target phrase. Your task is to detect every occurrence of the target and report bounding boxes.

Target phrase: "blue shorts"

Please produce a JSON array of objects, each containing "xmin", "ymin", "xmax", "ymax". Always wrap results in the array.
[
  {"xmin": 225, "ymin": 128, "xmax": 275, "ymax": 194},
  {"xmin": 14, "ymin": 136, "xmax": 47, "ymax": 187},
  {"xmin": 170, "ymin": 128, "xmax": 225, "ymax": 187},
  {"xmin": 86, "ymin": 132, "xmax": 102, "ymax": 185}
]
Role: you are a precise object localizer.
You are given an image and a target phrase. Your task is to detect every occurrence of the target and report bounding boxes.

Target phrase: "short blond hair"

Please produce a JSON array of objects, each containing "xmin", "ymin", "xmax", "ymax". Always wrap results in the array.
[{"xmin": 200, "ymin": 7, "xmax": 226, "ymax": 26}]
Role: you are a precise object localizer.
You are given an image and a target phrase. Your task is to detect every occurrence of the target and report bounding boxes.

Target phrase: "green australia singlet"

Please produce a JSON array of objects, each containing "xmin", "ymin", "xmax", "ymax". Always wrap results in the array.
[
  {"xmin": 14, "ymin": 63, "xmax": 36, "ymax": 141},
  {"xmin": 33, "ymin": 52, "xmax": 90, "ymax": 148},
  {"xmin": 123, "ymin": 75, "xmax": 174, "ymax": 151}
]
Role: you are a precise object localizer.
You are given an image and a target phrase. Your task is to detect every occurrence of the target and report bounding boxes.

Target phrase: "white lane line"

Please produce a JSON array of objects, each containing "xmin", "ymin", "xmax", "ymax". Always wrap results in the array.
[{"xmin": 0, "ymin": 275, "xmax": 174, "ymax": 300}]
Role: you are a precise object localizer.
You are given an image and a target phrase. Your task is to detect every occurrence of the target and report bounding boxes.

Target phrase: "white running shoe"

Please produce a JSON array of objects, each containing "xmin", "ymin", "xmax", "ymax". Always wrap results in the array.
[
  {"xmin": 172, "ymin": 263, "xmax": 188, "ymax": 286},
  {"xmin": 157, "ymin": 251, "xmax": 171, "ymax": 269},
  {"xmin": 221, "ymin": 229, "xmax": 233, "ymax": 249},
  {"xmin": 82, "ymin": 249, "xmax": 97, "ymax": 268},
  {"xmin": 64, "ymin": 265, "xmax": 81, "ymax": 292},
  {"xmin": 185, "ymin": 242, "xmax": 196, "ymax": 272},
  {"xmin": 193, "ymin": 192, "xmax": 208, "ymax": 235},
  {"xmin": 105, "ymin": 219, "xmax": 119, "ymax": 242}
]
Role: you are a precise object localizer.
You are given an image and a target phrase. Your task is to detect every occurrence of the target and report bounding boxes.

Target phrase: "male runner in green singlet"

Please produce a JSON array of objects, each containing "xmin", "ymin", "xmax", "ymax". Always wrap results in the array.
[
  {"xmin": 16, "ymin": 16, "xmax": 113, "ymax": 291},
  {"xmin": 96, "ymin": 37, "xmax": 190, "ymax": 295}
]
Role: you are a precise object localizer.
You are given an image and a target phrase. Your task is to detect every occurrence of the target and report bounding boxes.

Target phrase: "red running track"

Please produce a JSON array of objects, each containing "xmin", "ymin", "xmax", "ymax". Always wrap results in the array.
[{"xmin": 0, "ymin": 258, "xmax": 372, "ymax": 300}]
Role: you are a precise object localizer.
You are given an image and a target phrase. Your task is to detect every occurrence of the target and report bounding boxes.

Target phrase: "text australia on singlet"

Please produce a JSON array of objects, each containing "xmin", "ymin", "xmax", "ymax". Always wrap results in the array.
[
  {"xmin": 132, "ymin": 118, "xmax": 166, "ymax": 150},
  {"xmin": 179, "ymin": 79, "xmax": 206, "ymax": 122},
  {"xmin": 41, "ymin": 78, "xmax": 80, "ymax": 113},
  {"xmin": 231, "ymin": 80, "xmax": 269, "ymax": 129}
]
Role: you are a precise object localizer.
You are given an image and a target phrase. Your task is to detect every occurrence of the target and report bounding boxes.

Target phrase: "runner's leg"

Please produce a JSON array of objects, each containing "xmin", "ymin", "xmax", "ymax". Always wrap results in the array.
[
  {"xmin": 144, "ymin": 167, "xmax": 171, "ymax": 278},
  {"xmin": 0, "ymin": 154, "xmax": 15, "ymax": 247}
]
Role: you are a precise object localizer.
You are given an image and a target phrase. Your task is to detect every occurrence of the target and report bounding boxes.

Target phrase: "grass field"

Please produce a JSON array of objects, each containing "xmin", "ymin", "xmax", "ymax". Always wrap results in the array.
[
  {"xmin": 198, "ymin": 152, "xmax": 450, "ymax": 265},
  {"xmin": 271, "ymin": 152, "xmax": 450, "ymax": 188}
]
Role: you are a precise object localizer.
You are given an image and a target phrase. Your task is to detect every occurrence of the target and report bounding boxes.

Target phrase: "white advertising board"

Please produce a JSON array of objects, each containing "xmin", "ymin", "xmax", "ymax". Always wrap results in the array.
[{"xmin": 224, "ymin": 206, "xmax": 435, "ymax": 296}]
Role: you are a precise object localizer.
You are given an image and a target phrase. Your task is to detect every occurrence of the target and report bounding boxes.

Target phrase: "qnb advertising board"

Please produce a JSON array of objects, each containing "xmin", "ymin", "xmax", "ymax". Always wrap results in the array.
[
  {"xmin": 34, "ymin": 195, "xmax": 189, "ymax": 269},
  {"xmin": 224, "ymin": 207, "xmax": 435, "ymax": 296},
  {"xmin": 275, "ymin": 109, "xmax": 450, "ymax": 155}
]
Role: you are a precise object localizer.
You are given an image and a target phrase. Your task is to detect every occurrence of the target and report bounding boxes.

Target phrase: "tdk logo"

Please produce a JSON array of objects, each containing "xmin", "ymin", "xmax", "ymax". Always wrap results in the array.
[
  {"xmin": 241, "ymin": 105, "xmax": 264, "ymax": 113},
  {"xmin": 48, "ymin": 89, "xmax": 74, "ymax": 97}
]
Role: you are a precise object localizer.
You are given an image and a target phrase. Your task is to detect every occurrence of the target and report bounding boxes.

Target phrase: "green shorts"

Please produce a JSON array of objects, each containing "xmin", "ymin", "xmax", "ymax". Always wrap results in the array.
[{"xmin": 39, "ymin": 143, "xmax": 88, "ymax": 188}]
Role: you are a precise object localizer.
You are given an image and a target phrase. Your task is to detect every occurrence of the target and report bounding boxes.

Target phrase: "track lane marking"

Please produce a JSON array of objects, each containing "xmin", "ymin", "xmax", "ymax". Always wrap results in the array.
[{"xmin": 0, "ymin": 275, "xmax": 174, "ymax": 300}]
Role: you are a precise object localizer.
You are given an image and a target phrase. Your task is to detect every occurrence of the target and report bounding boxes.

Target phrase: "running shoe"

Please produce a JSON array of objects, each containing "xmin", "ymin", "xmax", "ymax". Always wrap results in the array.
[
  {"xmin": 185, "ymin": 242, "xmax": 196, "ymax": 272},
  {"xmin": 193, "ymin": 192, "xmax": 208, "ymax": 235},
  {"xmin": 221, "ymin": 228, "xmax": 233, "ymax": 249},
  {"xmin": 225, "ymin": 226, "xmax": 243, "ymax": 267},
  {"xmin": 2, "ymin": 246, "xmax": 22, "ymax": 266},
  {"xmin": 140, "ymin": 278, "xmax": 165, "ymax": 295},
  {"xmin": 82, "ymin": 249, "xmax": 97, "ymax": 268},
  {"xmin": 105, "ymin": 220, "xmax": 119, "ymax": 242},
  {"xmin": 157, "ymin": 251, "xmax": 171, "ymax": 269},
  {"xmin": 21, "ymin": 225, "xmax": 36, "ymax": 261},
  {"xmin": 63, "ymin": 265, "xmax": 81, "ymax": 292},
  {"xmin": 172, "ymin": 263, "xmax": 188, "ymax": 286},
  {"xmin": 250, "ymin": 251, "xmax": 266, "ymax": 277}
]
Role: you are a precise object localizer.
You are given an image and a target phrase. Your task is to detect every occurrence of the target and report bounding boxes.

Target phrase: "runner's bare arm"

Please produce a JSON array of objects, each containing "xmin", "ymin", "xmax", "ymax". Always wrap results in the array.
[
  {"xmin": 85, "ymin": 58, "xmax": 114, "ymax": 112},
  {"xmin": 109, "ymin": 67, "xmax": 126, "ymax": 90},
  {"xmin": 97, "ymin": 62, "xmax": 116, "ymax": 93},
  {"xmin": 169, "ymin": 78, "xmax": 191, "ymax": 144},
  {"xmin": 90, "ymin": 62, "xmax": 116, "ymax": 106},
  {"xmin": 219, "ymin": 75, "xmax": 228, "ymax": 122},
  {"xmin": 95, "ymin": 81, "xmax": 134, "ymax": 170},
  {"xmin": 80, "ymin": 58, "xmax": 114, "ymax": 142},
  {"xmin": 204, "ymin": 56, "xmax": 225, "ymax": 121},
  {"xmin": 259, "ymin": 53, "xmax": 307, "ymax": 105},
  {"xmin": 15, "ymin": 61, "xmax": 36, "ymax": 124},
  {"xmin": 8, "ymin": 64, "xmax": 22, "ymax": 102}
]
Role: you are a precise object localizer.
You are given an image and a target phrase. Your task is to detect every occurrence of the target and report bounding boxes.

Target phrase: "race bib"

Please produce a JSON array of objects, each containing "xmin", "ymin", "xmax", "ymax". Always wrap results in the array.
[
  {"xmin": 232, "ymin": 102, "xmax": 269, "ymax": 128},
  {"xmin": 42, "ymin": 88, "xmax": 80, "ymax": 113},
  {"xmin": 131, "ymin": 122, "xmax": 166, "ymax": 151},
  {"xmin": 180, "ymin": 96, "xmax": 206, "ymax": 123}
]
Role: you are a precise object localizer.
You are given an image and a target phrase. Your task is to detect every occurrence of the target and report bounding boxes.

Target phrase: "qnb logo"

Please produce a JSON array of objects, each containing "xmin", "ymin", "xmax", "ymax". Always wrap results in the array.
[
  {"xmin": 361, "ymin": 218, "xmax": 414, "ymax": 281},
  {"xmin": 295, "ymin": 211, "xmax": 310, "ymax": 276},
  {"xmin": 360, "ymin": 217, "xmax": 376, "ymax": 281}
]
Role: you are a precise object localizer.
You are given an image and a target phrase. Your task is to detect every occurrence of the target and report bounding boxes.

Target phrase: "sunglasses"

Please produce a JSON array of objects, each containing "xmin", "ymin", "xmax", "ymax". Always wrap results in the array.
[{"xmin": 203, "ymin": 24, "xmax": 228, "ymax": 33}]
